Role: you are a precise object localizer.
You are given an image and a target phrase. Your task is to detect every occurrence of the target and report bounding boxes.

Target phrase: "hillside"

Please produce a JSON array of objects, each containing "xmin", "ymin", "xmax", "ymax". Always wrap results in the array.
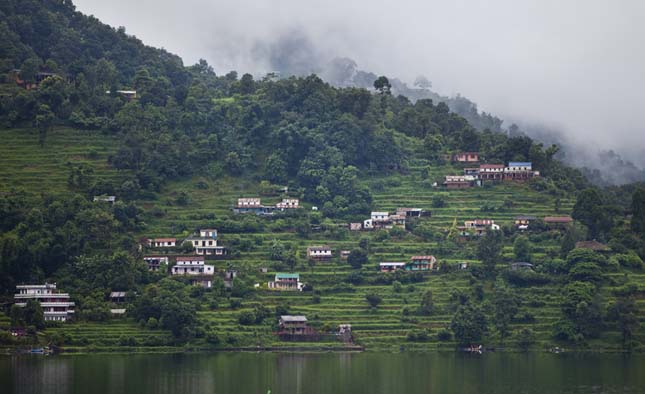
[{"xmin": 0, "ymin": 0, "xmax": 644, "ymax": 353}]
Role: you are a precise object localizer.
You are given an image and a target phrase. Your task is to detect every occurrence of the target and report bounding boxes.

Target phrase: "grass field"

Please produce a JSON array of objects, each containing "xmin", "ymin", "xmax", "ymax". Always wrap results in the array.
[{"xmin": 1, "ymin": 126, "xmax": 643, "ymax": 352}]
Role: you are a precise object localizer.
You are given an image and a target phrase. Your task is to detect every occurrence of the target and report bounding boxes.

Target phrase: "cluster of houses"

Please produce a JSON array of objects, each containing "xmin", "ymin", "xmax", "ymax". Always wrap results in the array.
[
  {"xmin": 144, "ymin": 228, "xmax": 226, "ymax": 257},
  {"xmin": 457, "ymin": 215, "xmax": 575, "ymax": 236},
  {"xmin": 444, "ymin": 153, "xmax": 540, "ymax": 188},
  {"xmin": 349, "ymin": 208, "xmax": 430, "ymax": 231},
  {"xmin": 141, "ymin": 228, "xmax": 229, "ymax": 288},
  {"xmin": 233, "ymin": 198, "xmax": 301, "ymax": 215}
]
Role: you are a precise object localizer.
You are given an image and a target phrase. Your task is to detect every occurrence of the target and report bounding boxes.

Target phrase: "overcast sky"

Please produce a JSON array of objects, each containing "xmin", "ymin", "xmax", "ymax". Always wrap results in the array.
[{"xmin": 73, "ymin": 0, "xmax": 645, "ymax": 163}]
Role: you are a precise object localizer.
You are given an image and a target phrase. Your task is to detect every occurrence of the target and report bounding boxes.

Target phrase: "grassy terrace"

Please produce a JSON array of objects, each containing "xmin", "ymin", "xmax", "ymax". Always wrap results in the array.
[{"xmin": 1, "ymin": 127, "xmax": 642, "ymax": 352}]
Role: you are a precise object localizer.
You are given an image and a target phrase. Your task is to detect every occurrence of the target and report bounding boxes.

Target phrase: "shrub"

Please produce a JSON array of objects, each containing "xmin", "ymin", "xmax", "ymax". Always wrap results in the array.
[
  {"xmin": 437, "ymin": 329, "xmax": 452, "ymax": 341},
  {"xmin": 406, "ymin": 329, "xmax": 430, "ymax": 342},
  {"xmin": 238, "ymin": 311, "xmax": 256, "ymax": 325}
]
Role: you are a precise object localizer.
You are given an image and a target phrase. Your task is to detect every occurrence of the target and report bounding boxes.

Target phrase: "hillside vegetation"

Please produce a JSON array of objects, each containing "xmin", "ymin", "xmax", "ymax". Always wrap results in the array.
[{"xmin": 1, "ymin": 0, "xmax": 644, "ymax": 353}]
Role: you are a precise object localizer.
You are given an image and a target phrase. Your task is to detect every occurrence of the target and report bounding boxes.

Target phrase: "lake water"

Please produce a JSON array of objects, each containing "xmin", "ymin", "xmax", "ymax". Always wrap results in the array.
[{"xmin": 1, "ymin": 352, "xmax": 644, "ymax": 394}]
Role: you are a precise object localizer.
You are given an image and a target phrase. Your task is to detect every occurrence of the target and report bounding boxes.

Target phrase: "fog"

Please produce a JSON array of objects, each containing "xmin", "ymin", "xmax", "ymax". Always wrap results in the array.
[{"xmin": 73, "ymin": 0, "xmax": 645, "ymax": 171}]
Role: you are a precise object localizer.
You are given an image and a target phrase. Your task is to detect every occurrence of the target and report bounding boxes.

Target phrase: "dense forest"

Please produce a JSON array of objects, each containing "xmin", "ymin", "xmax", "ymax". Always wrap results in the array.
[{"xmin": 1, "ymin": 0, "xmax": 644, "ymax": 351}]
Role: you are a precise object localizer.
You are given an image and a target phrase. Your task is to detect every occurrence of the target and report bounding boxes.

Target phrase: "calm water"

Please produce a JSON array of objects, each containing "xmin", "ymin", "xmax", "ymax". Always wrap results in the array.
[{"xmin": 1, "ymin": 352, "xmax": 644, "ymax": 394}]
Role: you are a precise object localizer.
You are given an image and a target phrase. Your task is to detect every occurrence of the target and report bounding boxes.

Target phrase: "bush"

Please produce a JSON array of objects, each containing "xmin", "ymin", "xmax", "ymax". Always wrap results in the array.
[
  {"xmin": 406, "ymin": 329, "xmax": 430, "ymax": 342},
  {"xmin": 238, "ymin": 311, "xmax": 256, "ymax": 325},
  {"xmin": 146, "ymin": 317, "xmax": 159, "ymax": 329},
  {"xmin": 365, "ymin": 293, "xmax": 383, "ymax": 308},
  {"xmin": 206, "ymin": 332, "xmax": 220, "ymax": 345},
  {"xmin": 437, "ymin": 329, "xmax": 452, "ymax": 341}
]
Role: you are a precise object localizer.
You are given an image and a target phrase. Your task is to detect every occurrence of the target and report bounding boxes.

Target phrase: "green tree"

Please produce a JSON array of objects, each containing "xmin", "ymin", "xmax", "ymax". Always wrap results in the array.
[
  {"xmin": 492, "ymin": 283, "xmax": 519, "ymax": 341},
  {"xmin": 606, "ymin": 296, "xmax": 640, "ymax": 349},
  {"xmin": 450, "ymin": 303, "xmax": 488, "ymax": 345},
  {"xmin": 572, "ymin": 188, "xmax": 612, "ymax": 239},
  {"xmin": 35, "ymin": 104, "xmax": 54, "ymax": 147},
  {"xmin": 631, "ymin": 187, "xmax": 645, "ymax": 236},
  {"xmin": 478, "ymin": 230, "xmax": 503, "ymax": 273},
  {"xmin": 365, "ymin": 293, "xmax": 382, "ymax": 308},
  {"xmin": 23, "ymin": 299, "xmax": 45, "ymax": 329},
  {"xmin": 517, "ymin": 328, "xmax": 535, "ymax": 351},
  {"xmin": 513, "ymin": 235, "xmax": 531, "ymax": 262},
  {"xmin": 348, "ymin": 249, "xmax": 368, "ymax": 269},
  {"xmin": 419, "ymin": 290, "xmax": 434, "ymax": 315}
]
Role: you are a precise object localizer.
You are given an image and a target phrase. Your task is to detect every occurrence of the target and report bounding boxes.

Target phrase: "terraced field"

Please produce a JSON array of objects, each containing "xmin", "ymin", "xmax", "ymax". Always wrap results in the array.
[
  {"xmin": 1, "ymin": 127, "xmax": 642, "ymax": 352},
  {"xmin": 0, "ymin": 127, "xmax": 128, "ymax": 194}
]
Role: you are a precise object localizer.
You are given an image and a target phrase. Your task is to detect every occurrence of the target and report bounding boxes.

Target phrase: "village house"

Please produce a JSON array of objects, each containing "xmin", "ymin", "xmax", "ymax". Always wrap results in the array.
[
  {"xmin": 233, "ymin": 198, "xmax": 272, "ymax": 215},
  {"xmin": 268, "ymin": 273, "xmax": 304, "ymax": 291},
  {"xmin": 340, "ymin": 250, "xmax": 351, "ymax": 260},
  {"xmin": 276, "ymin": 198, "xmax": 300, "ymax": 210},
  {"xmin": 109, "ymin": 291, "xmax": 126, "ymax": 303},
  {"xmin": 515, "ymin": 215, "xmax": 537, "ymax": 230},
  {"xmin": 379, "ymin": 262, "xmax": 406, "ymax": 272},
  {"xmin": 148, "ymin": 238, "xmax": 176, "ymax": 248},
  {"xmin": 143, "ymin": 256, "xmax": 169, "ymax": 272},
  {"xmin": 14, "ymin": 284, "xmax": 75, "ymax": 322},
  {"xmin": 575, "ymin": 240, "xmax": 611, "ymax": 253},
  {"xmin": 460, "ymin": 219, "xmax": 500, "ymax": 236},
  {"xmin": 185, "ymin": 229, "xmax": 226, "ymax": 256},
  {"xmin": 390, "ymin": 214, "xmax": 406, "ymax": 228},
  {"xmin": 396, "ymin": 207, "xmax": 430, "ymax": 218},
  {"xmin": 478, "ymin": 164, "xmax": 506, "ymax": 181},
  {"xmin": 407, "ymin": 256, "xmax": 437, "ymax": 271},
  {"xmin": 279, "ymin": 315, "xmax": 310, "ymax": 335},
  {"xmin": 9, "ymin": 70, "xmax": 67, "ymax": 89},
  {"xmin": 452, "ymin": 152, "xmax": 480, "ymax": 163},
  {"xmin": 504, "ymin": 162, "xmax": 540, "ymax": 181},
  {"xmin": 363, "ymin": 218, "xmax": 374, "ymax": 230},
  {"xmin": 307, "ymin": 245, "xmax": 333, "ymax": 261},
  {"xmin": 171, "ymin": 256, "xmax": 214, "ymax": 288},
  {"xmin": 444, "ymin": 175, "xmax": 480, "ymax": 189},
  {"xmin": 349, "ymin": 222, "xmax": 363, "ymax": 231},
  {"xmin": 93, "ymin": 195, "xmax": 116, "ymax": 204},
  {"xmin": 371, "ymin": 211, "xmax": 390, "ymax": 222},
  {"xmin": 544, "ymin": 216, "xmax": 574, "ymax": 228}
]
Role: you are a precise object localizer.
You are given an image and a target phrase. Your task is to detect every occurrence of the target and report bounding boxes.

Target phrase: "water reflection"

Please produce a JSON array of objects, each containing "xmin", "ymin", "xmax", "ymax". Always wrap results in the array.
[{"xmin": 1, "ymin": 352, "xmax": 644, "ymax": 394}]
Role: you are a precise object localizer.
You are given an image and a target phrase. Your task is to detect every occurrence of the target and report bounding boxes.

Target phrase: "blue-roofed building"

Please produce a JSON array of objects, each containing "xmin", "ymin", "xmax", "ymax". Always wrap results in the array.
[{"xmin": 504, "ymin": 162, "xmax": 539, "ymax": 181}]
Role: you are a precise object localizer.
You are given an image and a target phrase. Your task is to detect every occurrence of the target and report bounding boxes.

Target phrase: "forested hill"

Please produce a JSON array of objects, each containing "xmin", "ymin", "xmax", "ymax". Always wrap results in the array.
[{"xmin": 2, "ymin": 0, "xmax": 645, "ymax": 353}]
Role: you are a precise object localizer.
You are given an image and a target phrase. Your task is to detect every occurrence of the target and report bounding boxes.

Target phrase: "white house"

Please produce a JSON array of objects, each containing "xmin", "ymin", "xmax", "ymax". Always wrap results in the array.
[
  {"xmin": 171, "ymin": 256, "xmax": 215, "ymax": 288},
  {"xmin": 307, "ymin": 245, "xmax": 333, "ymax": 260},
  {"xmin": 276, "ymin": 198, "xmax": 300, "ymax": 209},
  {"xmin": 148, "ymin": 238, "xmax": 176, "ymax": 248},
  {"xmin": 371, "ymin": 211, "xmax": 390, "ymax": 222},
  {"xmin": 185, "ymin": 229, "xmax": 226, "ymax": 256},
  {"xmin": 14, "ymin": 284, "xmax": 75, "ymax": 322}
]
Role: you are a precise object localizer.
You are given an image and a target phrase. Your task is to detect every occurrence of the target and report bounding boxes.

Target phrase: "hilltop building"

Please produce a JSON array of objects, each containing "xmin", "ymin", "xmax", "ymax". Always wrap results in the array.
[
  {"xmin": 307, "ymin": 246, "xmax": 333, "ymax": 261},
  {"xmin": 143, "ymin": 256, "xmax": 169, "ymax": 272},
  {"xmin": 186, "ymin": 229, "xmax": 226, "ymax": 256}
]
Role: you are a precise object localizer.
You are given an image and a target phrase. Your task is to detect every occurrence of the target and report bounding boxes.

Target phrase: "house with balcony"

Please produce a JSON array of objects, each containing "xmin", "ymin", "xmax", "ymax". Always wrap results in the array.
[
  {"xmin": 14, "ymin": 284, "xmax": 75, "ymax": 322},
  {"xmin": 171, "ymin": 256, "xmax": 215, "ymax": 288},
  {"xmin": 276, "ymin": 198, "xmax": 300, "ymax": 210},
  {"xmin": 144, "ymin": 256, "xmax": 169, "ymax": 272},
  {"xmin": 504, "ymin": 162, "xmax": 540, "ymax": 181},
  {"xmin": 307, "ymin": 245, "xmax": 333, "ymax": 261},
  {"xmin": 407, "ymin": 256, "xmax": 436, "ymax": 271},
  {"xmin": 268, "ymin": 273, "xmax": 304, "ymax": 291},
  {"xmin": 185, "ymin": 229, "xmax": 226, "ymax": 256},
  {"xmin": 233, "ymin": 198, "xmax": 273, "ymax": 215},
  {"xmin": 479, "ymin": 164, "xmax": 505, "ymax": 181}
]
